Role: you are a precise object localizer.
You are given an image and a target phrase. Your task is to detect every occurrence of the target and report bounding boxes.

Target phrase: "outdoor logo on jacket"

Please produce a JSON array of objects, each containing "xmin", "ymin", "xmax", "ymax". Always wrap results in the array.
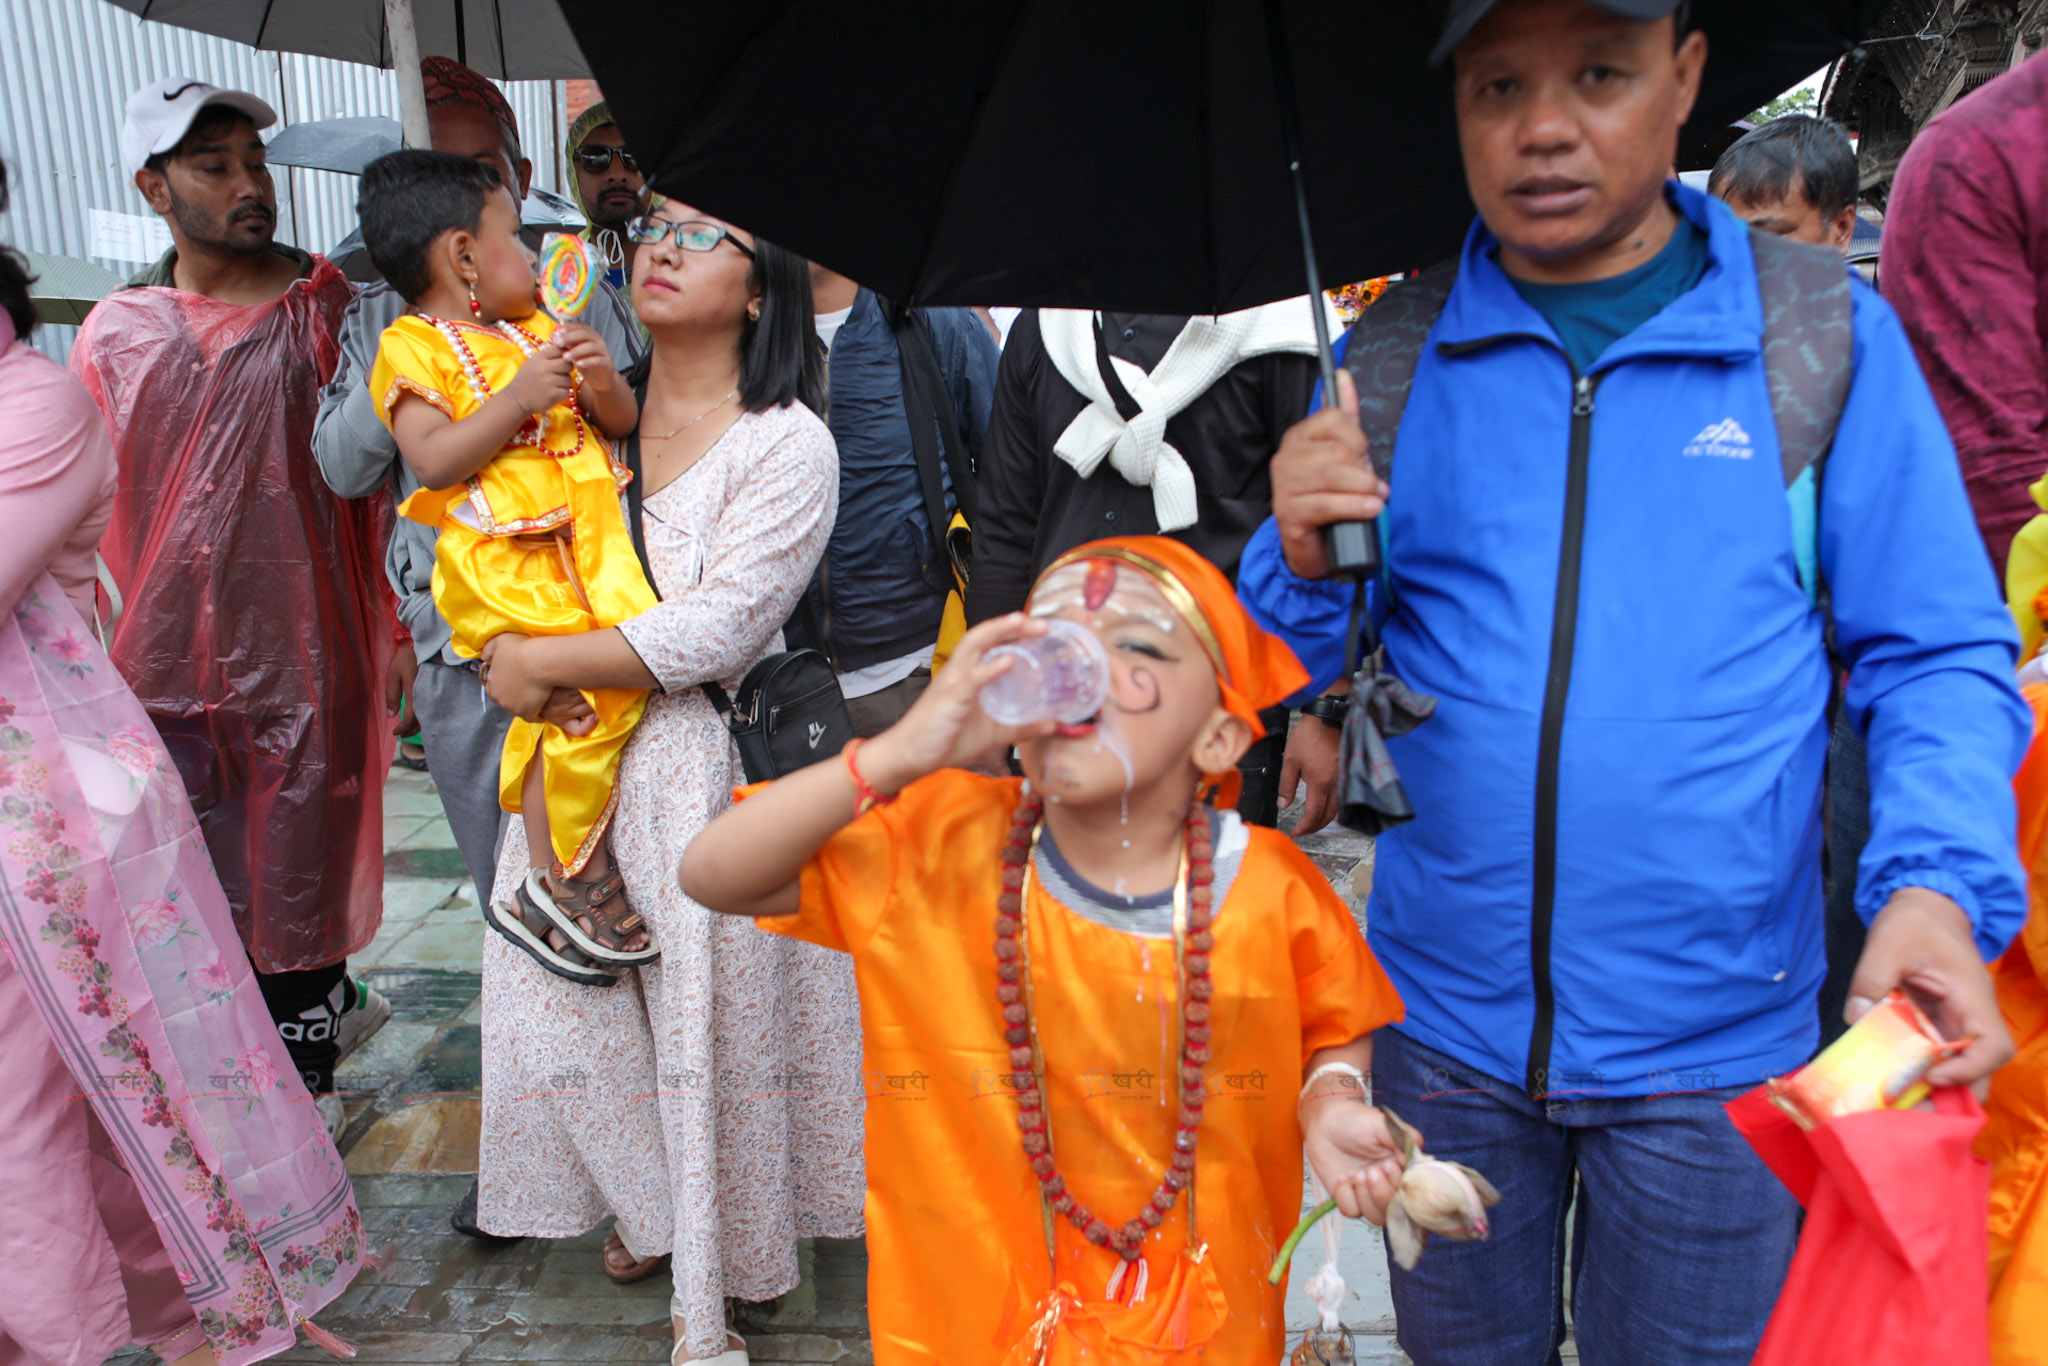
[{"xmin": 1684, "ymin": 418, "xmax": 1755, "ymax": 460}]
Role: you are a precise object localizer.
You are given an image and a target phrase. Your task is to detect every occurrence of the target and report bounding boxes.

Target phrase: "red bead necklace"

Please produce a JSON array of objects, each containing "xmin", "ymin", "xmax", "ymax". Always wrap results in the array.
[
  {"xmin": 423, "ymin": 315, "xmax": 588, "ymax": 458},
  {"xmin": 997, "ymin": 791, "xmax": 1216, "ymax": 1267}
]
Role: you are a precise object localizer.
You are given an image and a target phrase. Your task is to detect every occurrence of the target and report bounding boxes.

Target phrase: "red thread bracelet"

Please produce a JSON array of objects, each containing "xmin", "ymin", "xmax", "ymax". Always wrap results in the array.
[{"xmin": 843, "ymin": 738, "xmax": 895, "ymax": 817}]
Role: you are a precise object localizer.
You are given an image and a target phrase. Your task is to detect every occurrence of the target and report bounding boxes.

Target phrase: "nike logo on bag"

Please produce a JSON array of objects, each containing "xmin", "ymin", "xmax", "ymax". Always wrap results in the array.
[
  {"xmin": 808, "ymin": 722, "xmax": 828, "ymax": 749},
  {"xmin": 1683, "ymin": 418, "xmax": 1754, "ymax": 460}
]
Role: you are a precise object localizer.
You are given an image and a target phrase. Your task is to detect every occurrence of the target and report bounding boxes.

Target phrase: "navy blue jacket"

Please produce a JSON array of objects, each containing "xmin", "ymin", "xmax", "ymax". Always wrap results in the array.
[
  {"xmin": 1240, "ymin": 186, "xmax": 2028, "ymax": 1098},
  {"xmin": 806, "ymin": 290, "xmax": 999, "ymax": 670}
]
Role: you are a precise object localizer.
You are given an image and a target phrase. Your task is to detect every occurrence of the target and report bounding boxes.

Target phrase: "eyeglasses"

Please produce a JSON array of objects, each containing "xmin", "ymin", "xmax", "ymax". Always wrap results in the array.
[
  {"xmin": 573, "ymin": 145, "xmax": 640, "ymax": 175},
  {"xmin": 623, "ymin": 217, "xmax": 755, "ymax": 258}
]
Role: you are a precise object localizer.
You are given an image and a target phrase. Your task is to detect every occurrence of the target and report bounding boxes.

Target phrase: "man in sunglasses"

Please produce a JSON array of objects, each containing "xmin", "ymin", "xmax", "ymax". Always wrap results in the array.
[{"xmin": 567, "ymin": 101, "xmax": 645, "ymax": 293}]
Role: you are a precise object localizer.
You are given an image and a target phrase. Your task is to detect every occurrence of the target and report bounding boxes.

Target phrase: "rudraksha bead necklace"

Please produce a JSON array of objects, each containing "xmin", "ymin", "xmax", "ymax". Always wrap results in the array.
[{"xmin": 998, "ymin": 790, "xmax": 1216, "ymax": 1267}]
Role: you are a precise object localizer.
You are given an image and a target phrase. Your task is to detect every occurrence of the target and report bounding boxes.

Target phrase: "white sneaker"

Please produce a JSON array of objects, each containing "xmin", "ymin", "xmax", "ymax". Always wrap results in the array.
[
  {"xmin": 315, "ymin": 1092, "xmax": 346, "ymax": 1141},
  {"xmin": 334, "ymin": 980, "xmax": 390, "ymax": 1064}
]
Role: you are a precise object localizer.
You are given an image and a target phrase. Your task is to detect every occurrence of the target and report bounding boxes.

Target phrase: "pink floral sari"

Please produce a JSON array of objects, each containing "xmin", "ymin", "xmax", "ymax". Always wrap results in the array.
[{"xmin": 0, "ymin": 573, "xmax": 362, "ymax": 1365}]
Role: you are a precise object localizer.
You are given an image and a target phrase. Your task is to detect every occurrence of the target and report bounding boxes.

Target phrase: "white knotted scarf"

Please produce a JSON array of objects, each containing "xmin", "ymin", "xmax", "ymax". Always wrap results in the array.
[{"xmin": 1039, "ymin": 295, "xmax": 1342, "ymax": 531}]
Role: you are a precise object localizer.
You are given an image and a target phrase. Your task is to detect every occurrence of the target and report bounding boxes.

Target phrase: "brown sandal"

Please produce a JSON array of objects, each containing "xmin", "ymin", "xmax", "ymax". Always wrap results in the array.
[
  {"xmin": 523, "ymin": 866, "xmax": 660, "ymax": 967},
  {"xmin": 602, "ymin": 1227, "xmax": 670, "ymax": 1284},
  {"xmin": 483, "ymin": 884, "xmax": 619, "ymax": 988}
]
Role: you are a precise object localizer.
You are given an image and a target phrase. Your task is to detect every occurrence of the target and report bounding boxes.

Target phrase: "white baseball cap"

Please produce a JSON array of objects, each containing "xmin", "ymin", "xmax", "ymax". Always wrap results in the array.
[{"xmin": 121, "ymin": 78, "xmax": 277, "ymax": 178}]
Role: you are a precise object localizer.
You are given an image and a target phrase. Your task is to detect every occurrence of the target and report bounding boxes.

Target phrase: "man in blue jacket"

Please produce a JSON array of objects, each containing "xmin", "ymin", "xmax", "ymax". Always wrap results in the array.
[
  {"xmin": 803, "ymin": 267, "xmax": 999, "ymax": 734},
  {"xmin": 1238, "ymin": 0, "xmax": 2028, "ymax": 1359}
]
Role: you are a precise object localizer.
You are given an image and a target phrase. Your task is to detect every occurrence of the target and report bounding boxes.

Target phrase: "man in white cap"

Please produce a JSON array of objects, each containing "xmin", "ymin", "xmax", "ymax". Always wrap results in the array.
[
  {"xmin": 72, "ymin": 78, "xmax": 396, "ymax": 1139},
  {"xmin": 119, "ymin": 78, "xmax": 302, "ymax": 300}
]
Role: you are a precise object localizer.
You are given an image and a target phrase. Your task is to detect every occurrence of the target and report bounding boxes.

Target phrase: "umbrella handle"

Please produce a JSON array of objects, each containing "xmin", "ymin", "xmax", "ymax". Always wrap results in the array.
[{"xmin": 1263, "ymin": 0, "xmax": 1382, "ymax": 581}]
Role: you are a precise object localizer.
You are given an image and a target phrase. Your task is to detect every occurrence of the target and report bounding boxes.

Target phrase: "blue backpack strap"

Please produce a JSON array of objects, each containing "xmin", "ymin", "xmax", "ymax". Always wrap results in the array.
[
  {"xmin": 1750, "ymin": 229, "xmax": 1854, "ymax": 607},
  {"xmin": 1338, "ymin": 261, "xmax": 1459, "ymax": 607}
]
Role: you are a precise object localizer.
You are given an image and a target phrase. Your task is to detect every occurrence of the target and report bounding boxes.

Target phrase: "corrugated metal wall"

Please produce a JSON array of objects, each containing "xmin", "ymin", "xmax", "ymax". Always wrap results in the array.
[{"xmin": 0, "ymin": 0, "xmax": 566, "ymax": 360}]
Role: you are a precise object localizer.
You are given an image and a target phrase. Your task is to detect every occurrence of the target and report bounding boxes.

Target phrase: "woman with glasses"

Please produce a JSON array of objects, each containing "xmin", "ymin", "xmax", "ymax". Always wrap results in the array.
[{"xmin": 474, "ymin": 194, "xmax": 859, "ymax": 1366}]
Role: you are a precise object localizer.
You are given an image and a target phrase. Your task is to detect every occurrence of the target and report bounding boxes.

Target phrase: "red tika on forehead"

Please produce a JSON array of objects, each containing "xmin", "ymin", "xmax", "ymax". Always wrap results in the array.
[{"xmin": 1083, "ymin": 560, "xmax": 1118, "ymax": 613}]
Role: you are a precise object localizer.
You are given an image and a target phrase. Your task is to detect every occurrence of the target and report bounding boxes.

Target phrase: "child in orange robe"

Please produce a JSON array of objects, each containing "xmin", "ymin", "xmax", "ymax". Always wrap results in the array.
[
  {"xmin": 683, "ymin": 535, "xmax": 1409, "ymax": 1365},
  {"xmin": 1981, "ymin": 679, "xmax": 2048, "ymax": 1365}
]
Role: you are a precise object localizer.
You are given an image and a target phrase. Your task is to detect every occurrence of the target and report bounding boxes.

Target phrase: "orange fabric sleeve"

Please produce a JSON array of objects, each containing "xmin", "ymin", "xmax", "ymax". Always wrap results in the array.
[
  {"xmin": 744, "ymin": 777, "xmax": 906, "ymax": 955},
  {"xmin": 747, "ymin": 769, "xmax": 1019, "ymax": 956},
  {"xmin": 1256, "ymin": 830, "xmax": 1405, "ymax": 1064}
]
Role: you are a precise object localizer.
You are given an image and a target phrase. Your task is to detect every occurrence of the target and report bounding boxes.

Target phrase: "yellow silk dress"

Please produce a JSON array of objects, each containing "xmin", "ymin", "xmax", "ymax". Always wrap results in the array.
[
  {"xmin": 371, "ymin": 312, "xmax": 654, "ymax": 874},
  {"xmin": 754, "ymin": 770, "xmax": 1404, "ymax": 1364}
]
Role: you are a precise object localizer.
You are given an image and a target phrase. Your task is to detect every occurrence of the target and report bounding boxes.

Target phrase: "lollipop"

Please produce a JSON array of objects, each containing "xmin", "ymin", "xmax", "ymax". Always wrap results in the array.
[{"xmin": 539, "ymin": 233, "xmax": 598, "ymax": 320}]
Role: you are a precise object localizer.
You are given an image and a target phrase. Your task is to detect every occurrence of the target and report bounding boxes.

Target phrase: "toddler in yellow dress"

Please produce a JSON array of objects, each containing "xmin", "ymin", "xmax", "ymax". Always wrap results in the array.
[{"xmin": 359, "ymin": 148, "xmax": 656, "ymax": 982}]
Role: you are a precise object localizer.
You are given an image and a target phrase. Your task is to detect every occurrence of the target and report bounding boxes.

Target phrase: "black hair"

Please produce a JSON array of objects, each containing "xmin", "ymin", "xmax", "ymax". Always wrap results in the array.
[
  {"xmin": 142, "ymin": 105, "xmax": 252, "ymax": 177},
  {"xmin": 357, "ymin": 149, "xmax": 504, "ymax": 304},
  {"xmin": 624, "ymin": 231, "xmax": 825, "ymax": 415},
  {"xmin": 0, "ymin": 162, "xmax": 33, "ymax": 341},
  {"xmin": 739, "ymin": 237, "xmax": 826, "ymax": 414},
  {"xmin": 1707, "ymin": 114, "xmax": 1859, "ymax": 223}
]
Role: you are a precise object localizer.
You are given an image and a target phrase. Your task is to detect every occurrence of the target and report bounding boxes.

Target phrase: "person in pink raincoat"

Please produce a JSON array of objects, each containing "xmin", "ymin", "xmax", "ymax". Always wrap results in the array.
[
  {"xmin": 68, "ymin": 81, "xmax": 397, "ymax": 1134},
  {"xmin": 0, "ymin": 158, "xmax": 363, "ymax": 1366}
]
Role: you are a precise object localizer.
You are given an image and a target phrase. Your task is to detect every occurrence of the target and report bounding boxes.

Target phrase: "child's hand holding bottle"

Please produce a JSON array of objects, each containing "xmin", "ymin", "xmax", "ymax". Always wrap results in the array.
[{"xmin": 858, "ymin": 613, "xmax": 1059, "ymax": 797}]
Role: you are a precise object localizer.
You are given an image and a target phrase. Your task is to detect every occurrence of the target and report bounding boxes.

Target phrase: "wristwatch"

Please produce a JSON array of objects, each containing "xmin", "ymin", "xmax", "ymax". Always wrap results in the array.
[{"xmin": 1301, "ymin": 695, "xmax": 1349, "ymax": 729}]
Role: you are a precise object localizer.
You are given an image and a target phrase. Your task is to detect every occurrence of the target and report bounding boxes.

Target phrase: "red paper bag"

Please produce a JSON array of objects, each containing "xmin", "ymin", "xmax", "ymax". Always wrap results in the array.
[{"xmin": 1726, "ymin": 1082, "xmax": 1992, "ymax": 1366}]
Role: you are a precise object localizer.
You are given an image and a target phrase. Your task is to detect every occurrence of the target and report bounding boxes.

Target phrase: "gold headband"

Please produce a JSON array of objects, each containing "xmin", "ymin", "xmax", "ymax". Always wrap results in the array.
[{"xmin": 1041, "ymin": 545, "xmax": 1229, "ymax": 683}]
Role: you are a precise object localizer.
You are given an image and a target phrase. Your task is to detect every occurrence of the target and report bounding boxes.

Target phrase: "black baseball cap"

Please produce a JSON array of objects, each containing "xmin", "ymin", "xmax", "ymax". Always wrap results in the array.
[{"xmin": 1430, "ymin": 0, "xmax": 1687, "ymax": 64}]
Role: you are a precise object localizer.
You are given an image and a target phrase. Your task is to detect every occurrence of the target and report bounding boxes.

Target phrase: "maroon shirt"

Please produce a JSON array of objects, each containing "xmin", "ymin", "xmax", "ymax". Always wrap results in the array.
[{"xmin": 1884, "ymin": 52, "xmax": 2048, "ymax": 576}]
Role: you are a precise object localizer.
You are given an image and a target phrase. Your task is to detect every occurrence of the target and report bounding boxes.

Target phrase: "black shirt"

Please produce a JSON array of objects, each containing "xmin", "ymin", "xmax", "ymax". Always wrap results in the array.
[{"xmin": 965, "ymin": 309, "xmax": 1318, "ymax": 623}]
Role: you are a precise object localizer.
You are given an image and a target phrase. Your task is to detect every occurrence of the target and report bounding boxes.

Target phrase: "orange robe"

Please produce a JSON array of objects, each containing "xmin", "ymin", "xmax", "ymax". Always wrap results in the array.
[
  {"xmin": 1982, "ymin": 683, "xmax": 2048, "ymax": 1364},
  {"xmin": 755, "ymin": 770, "xmax": 1403, "ymax": 1364}
]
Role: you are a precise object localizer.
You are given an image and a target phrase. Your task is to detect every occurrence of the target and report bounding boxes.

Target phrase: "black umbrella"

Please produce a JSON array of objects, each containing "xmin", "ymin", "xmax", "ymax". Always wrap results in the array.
[
  {"xmin": 557, "ymin": 0, "xmax": 1876, "ymax": 318},
  {"xmin": 561, "ymin": 0, "xmax": 1879, "ymax": 831}
]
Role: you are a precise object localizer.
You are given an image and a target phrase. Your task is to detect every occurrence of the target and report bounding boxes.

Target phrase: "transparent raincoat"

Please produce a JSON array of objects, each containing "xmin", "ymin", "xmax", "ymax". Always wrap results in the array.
[{"xmin": 71, "ymin": 255, "xmax": 394, "ymax": 972}]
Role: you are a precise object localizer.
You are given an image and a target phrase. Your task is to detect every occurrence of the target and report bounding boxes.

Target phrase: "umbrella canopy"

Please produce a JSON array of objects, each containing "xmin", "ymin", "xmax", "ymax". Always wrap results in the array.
[
  {"xmin": 104, "ymin": 0, "xmax": 588, "ymax": 80},
  {"xmin": 266, "ymin": 115, "xmax": 405, "ymax": 176},
  {"xmin": 324, "ymin": 186, "xmax": 588, "ymax": 279},
  {"xmin": 262, "ymin": 116, "xmax": 584, "ymax": 231},
  {"xmin": 560, "ymin": 0, "xmax": 1881, "ymax": 315},
  {"xmin": 22, "ymin": 251, "xmax": 125, "ymax": 326}
]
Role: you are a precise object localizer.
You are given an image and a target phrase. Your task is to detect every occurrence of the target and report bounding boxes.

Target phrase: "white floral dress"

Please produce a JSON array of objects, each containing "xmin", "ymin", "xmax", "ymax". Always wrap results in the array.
[{"xmin": 476, "ymin": 402, "xmax": 865, "ymax": 1356}]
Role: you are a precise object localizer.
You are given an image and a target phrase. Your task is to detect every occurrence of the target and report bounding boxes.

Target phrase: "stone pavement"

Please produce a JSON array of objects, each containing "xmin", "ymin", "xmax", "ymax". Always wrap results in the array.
[{"xmin": 136, "ymin": 765, "xmax": 1584, "ymax": 1365}]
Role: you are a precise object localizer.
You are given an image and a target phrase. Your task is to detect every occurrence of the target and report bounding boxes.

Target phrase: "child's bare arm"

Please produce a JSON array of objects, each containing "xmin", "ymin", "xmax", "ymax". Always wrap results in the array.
[
  {"xmin": 393, "ymin": 344, "xmax": 575, "ymax": 489},
  {"xmin": 555, "ymin": 322, "xmax": 638, "ymax": 438},
  {"xmin": 678, "ymin": 614, "xmax": 1055, "ymax": 918},
  {"xmin": 680, "ymin": 757, "xmax": 870, "ymax": 918}
]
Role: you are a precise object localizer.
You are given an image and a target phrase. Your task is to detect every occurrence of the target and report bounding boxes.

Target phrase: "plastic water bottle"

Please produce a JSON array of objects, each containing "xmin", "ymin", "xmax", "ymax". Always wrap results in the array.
[{"xmin": 979, "ymin": 618, "xmax": 1111, "ymax": 727}]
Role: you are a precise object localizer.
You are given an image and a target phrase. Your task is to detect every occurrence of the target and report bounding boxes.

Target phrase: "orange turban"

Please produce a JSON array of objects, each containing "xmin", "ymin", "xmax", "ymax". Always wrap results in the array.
[{"xmin": 1039, "ymin": 536, "xmax": 1309, "ymax": 805}]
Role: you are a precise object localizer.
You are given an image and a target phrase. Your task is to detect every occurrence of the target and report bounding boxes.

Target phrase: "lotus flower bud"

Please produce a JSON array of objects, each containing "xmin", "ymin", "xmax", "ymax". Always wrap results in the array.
[{"xmin": 1398, "ymin": 1158, "xmax": 1494, "ymax": 1241}]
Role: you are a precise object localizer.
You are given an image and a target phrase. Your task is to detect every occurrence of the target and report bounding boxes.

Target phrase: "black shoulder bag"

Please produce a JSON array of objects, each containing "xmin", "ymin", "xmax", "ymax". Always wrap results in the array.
[{"xmin": 623, "ymin": 390, "xmax": 853, "ymax": 781}]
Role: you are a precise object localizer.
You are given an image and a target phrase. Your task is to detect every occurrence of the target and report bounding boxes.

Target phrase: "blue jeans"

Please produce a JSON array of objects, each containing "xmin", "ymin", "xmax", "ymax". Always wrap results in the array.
[{"xmin": 1374, "ymin": 1028, "xmax": 1798, "ymax": 1365}]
